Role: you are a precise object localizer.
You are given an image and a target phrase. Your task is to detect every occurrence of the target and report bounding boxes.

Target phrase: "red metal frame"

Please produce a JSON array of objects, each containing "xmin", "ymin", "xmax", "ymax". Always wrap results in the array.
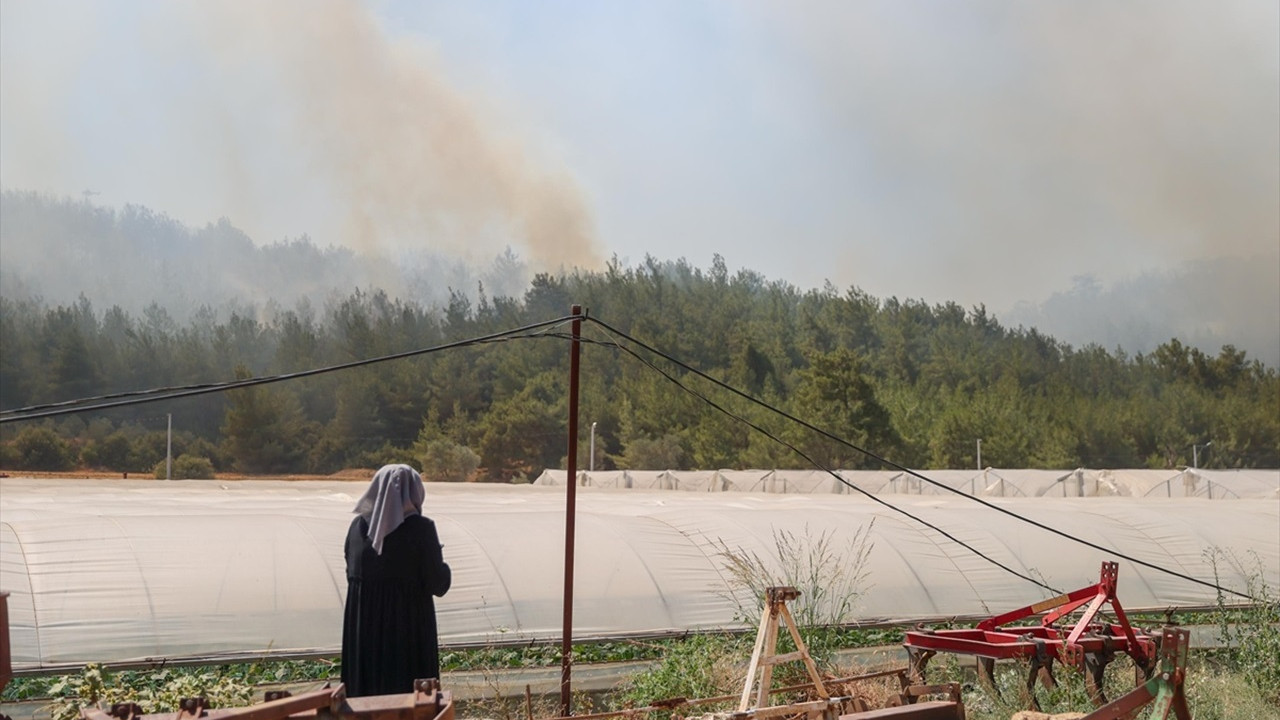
[
  {"xmin": 903, "ymin": 561, "xmax": 1159, "ymax": 707},
  {"xmin": 904, "ymin": 561, "xmax": 1154, "ymax": 669}
]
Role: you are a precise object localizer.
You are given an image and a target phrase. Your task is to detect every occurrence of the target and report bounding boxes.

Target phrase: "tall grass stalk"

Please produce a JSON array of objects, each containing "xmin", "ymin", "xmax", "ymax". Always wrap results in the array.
[
  {"xmin": 1206, "ymin": 547, "xmax": 1280, "ymax": 707},
  {"xmin": 711, "ymin": 521, "xmax": 875, "ymax": 632}
]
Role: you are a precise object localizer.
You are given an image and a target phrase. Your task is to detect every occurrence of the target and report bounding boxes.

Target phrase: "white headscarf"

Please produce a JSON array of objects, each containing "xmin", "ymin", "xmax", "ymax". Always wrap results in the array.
[{"xmin": 353, "ymin": 464, "xmax": 426, "ymax": 555}]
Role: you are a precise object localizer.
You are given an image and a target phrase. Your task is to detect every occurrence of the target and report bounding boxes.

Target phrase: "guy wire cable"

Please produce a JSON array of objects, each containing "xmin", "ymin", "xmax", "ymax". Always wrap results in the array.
[
  {"xmin": 0, "ymin": 315, "xmax": 579, "ymax": 423},
  {"xmin": 580, "ymin": 322, "xmax": 1061, "ymax": 595},
  {"xmin": 585, "ymin": 315, "xmax": 1261, "ymax": 603}
]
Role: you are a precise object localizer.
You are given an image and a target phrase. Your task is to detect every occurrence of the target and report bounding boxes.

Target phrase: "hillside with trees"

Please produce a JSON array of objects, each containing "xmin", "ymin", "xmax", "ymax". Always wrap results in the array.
[
  {"xmin": 2, "ymin": 252, "xmax": 1276, "ymax": 479},
  {"xmin": 2, "ymin": 192, "xmax": 1276, "ymax": 478}
]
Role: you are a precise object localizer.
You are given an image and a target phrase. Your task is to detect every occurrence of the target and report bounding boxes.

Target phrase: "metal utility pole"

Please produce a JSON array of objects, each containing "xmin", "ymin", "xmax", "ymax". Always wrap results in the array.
[
  {"xmin": 1193, "ymin": 440, "xmax": 1212, "ymax": 469},
  {"xmin": 976, "ymin": 438, "xmax": 982, "ymax": 470},
  {"xmin": 589, "ymin": 422, "xmax": 597, "ymax": 472},
  {"xmin": 166, "ymin": 414, "xmax": 173, "ymax": 480},
  {"xmin": 560, "ymin": 306, "xmax": 583, "ymax": 717}
]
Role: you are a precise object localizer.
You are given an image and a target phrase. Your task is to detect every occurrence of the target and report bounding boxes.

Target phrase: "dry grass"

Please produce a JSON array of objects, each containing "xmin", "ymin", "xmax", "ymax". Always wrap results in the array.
[{"xmin": 827, "ymin": 673, "xmax": 906, "ymax": 712}]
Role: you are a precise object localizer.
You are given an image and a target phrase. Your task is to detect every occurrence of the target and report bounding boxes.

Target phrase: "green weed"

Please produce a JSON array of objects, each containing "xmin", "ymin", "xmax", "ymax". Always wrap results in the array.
[{"xmin": 1206, "ymin": 547, "xmax": 1280, "ymax": 707}]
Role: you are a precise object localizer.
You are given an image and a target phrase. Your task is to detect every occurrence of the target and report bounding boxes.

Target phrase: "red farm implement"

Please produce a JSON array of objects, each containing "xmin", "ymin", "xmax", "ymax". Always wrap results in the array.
[{"xmin": 903, "ymin": 561, "xmax": 1165, "ymax": 709}]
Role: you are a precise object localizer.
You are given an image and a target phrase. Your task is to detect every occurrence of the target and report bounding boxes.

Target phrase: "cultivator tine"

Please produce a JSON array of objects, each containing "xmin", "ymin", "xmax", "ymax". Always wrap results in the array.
[
  {"xmin": 1084, "ymin": 651, "xmax": 1111, "ymax": 705},
  {"xmin": 905, "ymin": 645, "xmax": 935, "ymax": 684},
  {"xmin": 1080, "ymin": 633, "xmax": 1117, "ymax": 705},
  {"xmin": 1022, "ymin": 637, "xmax": 1058, "ymax": 711},
  {"xmin": 976, "ymin": 656, "xmax": 998, "ymax": 697}
]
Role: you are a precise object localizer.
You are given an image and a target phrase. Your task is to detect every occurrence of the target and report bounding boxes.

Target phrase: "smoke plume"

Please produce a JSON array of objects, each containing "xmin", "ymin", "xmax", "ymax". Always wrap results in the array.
[
  {"xmin": 1, "ymin": 0, "xmax": 602, "ymax": 273},
  {"xmin": 752, "ymin": 0, "xmax": 1278, "ymax": 351}
]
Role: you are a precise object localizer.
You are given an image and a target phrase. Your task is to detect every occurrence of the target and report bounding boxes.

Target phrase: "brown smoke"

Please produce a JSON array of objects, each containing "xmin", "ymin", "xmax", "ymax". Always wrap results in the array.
[
  {"xmin": 754, "ymin": 0, "xmax": 1279, "ymax": 307},
  {"xmin": 189, "ymin": 0, "xmax": 600, "ymax": 271}
]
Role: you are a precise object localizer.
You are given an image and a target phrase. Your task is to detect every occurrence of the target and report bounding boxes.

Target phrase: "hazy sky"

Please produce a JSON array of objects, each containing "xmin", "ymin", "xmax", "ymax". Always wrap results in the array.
[{"xmin": 2, "ymin": 0, "xmax": 1277, "ymax": 357}]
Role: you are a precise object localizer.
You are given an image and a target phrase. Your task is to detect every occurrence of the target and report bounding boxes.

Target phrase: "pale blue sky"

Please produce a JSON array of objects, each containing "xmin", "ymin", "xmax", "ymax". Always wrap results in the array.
[{"xmin": 2, "ymin": 0, "xmax": 1277, "ymax": 360}]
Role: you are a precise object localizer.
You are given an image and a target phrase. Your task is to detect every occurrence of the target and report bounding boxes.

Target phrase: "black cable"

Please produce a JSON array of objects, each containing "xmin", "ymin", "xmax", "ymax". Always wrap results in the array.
[
  {"xmin": 581, "ymin": 323, "xmax": 1062, "ymax": 594},
  {"xmin": 2, "ymin": 306, "xmax": 1258, "ymax": 603},
  {"xmin": 0, "ymin": 315, "xmax": 577, "ymax": 423},
  {"xmin": 584, "ymin": 316, "xmax": 1260, "ymax": 603}
]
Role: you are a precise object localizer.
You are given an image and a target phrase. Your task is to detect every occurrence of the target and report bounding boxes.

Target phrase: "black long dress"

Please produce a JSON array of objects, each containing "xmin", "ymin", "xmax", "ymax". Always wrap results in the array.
[{"xmin": 341, "ymin": 513, "xmax": 452, "ymax": 697}]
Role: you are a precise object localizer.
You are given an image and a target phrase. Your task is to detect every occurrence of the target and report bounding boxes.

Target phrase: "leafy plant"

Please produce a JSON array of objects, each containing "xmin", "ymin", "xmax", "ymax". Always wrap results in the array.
[
  {"xmin": 41, "ymin": 663, "xmax": 253, "ymax": 720},
  {"xmin": 609, "ymin": 632, "xmax": 749, "ymax": 718},
  {"xmin": 152, "ymin": 454, "xmax": 216, "ymax": 479},
  {"xmin": 44, "ymin": 664, "xmax": 125, "ymax": 720}
]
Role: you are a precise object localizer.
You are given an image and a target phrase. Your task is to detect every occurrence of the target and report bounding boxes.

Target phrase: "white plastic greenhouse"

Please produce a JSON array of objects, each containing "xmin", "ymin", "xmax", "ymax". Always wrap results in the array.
[
  {"xmin": 534, "ymin": 468, "xmax": 1280, "ymax": 499},
  {"xmin": 1, "ymin": 474, "xmax": 1277, "ymax": 673}
]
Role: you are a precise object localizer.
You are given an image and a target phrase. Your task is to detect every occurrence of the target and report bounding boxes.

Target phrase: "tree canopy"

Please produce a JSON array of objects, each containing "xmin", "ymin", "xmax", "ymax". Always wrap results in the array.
[{"xmin": 2, "ymin": 256, "xmax": 1276, "ymax": 479}]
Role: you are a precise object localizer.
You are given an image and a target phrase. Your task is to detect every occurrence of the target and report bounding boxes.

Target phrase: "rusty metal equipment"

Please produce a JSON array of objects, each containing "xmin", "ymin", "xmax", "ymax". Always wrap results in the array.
[
  {"xmin": 78, "ymin": 679, "xmax": 451, "ymax": 720},
  {"xmin": 903, "ymin": 561, "xmax": 1157, "ymax": 708}
]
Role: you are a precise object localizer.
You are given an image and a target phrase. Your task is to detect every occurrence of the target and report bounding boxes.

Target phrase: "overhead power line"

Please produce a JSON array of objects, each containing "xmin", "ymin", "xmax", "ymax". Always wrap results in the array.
[
  {"xmin": 0, "ymin": 315, "xmax": 578, "ymax": 424},
  {"xmin": 575, "ymin": 324, "xmax": 1060, "ymax": 594},
  {"xmin": 1, "ymin": 309, "xmax": 1258, "ymax": 603},
  {"xmin": 582, "ymin": 315, "xmax": 1260, "ymax": 603}
]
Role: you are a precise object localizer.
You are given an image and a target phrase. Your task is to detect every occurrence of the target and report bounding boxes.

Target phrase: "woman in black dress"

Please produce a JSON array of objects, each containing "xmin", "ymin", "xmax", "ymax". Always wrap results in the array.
[{"xmin": 341, "ymin": 464, "xmax": 452, "ymax": 696}]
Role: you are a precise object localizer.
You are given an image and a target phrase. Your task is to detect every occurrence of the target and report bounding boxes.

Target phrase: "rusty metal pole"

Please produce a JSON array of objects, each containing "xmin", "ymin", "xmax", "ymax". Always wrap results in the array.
[{"xmin": 560, "ymin": 305, "xmax": 583, "ymax": 716}]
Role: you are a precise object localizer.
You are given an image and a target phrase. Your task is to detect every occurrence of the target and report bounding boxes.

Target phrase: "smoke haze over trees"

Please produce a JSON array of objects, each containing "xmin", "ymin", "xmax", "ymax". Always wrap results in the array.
[
  {"xmin": 3, "ymin": 190, "xmax": 1276, "ymax": 368},
  {"xmin": 3, "ymin": 1, "xmax": 1276, "ymax": 368},
  {"xmin": 0, "ymin": 191, "xmax": 535, "ymax": 324},
  {"xmin": 2, "ymin": 191, "xmax": 1276, "ymax": 478}
]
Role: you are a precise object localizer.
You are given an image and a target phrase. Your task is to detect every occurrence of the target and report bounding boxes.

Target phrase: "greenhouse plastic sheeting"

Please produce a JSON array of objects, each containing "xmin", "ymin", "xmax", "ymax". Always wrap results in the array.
[
  {"xmin": 535, "ymin": 468, "xmax": 1280, "ymax": 499},
  {"xmin": 1, "ymin": 476, "xmax": 1277, "ymax": 671}
]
